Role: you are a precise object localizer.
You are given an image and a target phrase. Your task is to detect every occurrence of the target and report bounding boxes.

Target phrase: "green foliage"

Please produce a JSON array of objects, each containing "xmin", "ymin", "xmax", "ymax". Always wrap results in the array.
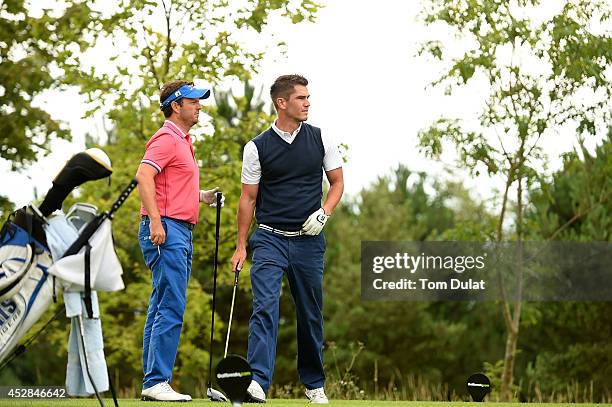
[
  {"xmin": 419, "ymin": 1, "xmax": 612, "ymax": 399},
  {"xmin": 309, "ymin": 166, "xmax": 499, "ymax": 397},
  {"xmin": 419, "ymin": 0, "xmax": 612, "ymax": 195},
  {"xmin": 0, "ymin": 0, "xmax": 79, "ymax": 168},
  {"xmin": 0, "ymin": 399, "xmax": 609, "ymax": 406},
  {"xmin": 3, "ymin": 1, "xmax": 611, "ymax": 401},
  {"xmin": 518, "ymin": 135, "xmax": 612, "ymax": 400},
  {"xmin": 0, "ymin": 196, "xmax": 14, "ymax": 220},
  {"xmin": 520, "ymin": 302, "xmax": 612, "ymax": 402},
  {"xmin": 0, "ymin": 0, "xmax": 318, "ymax": 395},
  {"xmin": 325, "ymin": 341, "xmax": 366, "ymax": 400},
  {"xmin": 53, "ymin": 0, "xmax": 320, "ymax": 121},
  {"xmin": 528, "ymin": 131, "xmax": 611, "ymax": 241}
]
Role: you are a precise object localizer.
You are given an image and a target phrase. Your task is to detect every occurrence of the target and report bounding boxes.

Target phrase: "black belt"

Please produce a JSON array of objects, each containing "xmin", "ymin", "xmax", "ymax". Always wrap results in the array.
[{"xmin": 141, "ymin": 215, "xmax": 195, "ymax": 231}]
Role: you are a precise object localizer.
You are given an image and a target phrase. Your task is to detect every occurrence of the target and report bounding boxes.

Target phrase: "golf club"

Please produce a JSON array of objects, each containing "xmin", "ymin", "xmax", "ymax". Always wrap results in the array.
[
  {"xmin": 224, "ymin": 266, "xmax": 240, "ymax": 359},
  {"xmin": 207, "ymin": 192, "xmax": 228, "ymax": 402},
  {"xmin": 214, "ymin": 266, "xmax": 252, "ymax": 407}
]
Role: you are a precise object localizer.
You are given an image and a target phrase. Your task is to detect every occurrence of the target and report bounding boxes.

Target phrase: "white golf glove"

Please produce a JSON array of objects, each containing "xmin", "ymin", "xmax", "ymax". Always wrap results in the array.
[
  {"xmin": 200, "ymin": 187, "xmax": 225, "ymax": 207},
  {"xmin": 302, "ymin": 208, "xmax": 329, "ymax": 235}
]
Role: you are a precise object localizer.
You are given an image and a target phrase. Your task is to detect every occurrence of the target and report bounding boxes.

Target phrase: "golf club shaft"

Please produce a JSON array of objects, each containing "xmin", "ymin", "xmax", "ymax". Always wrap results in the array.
[
  {"xmin": 223, "ymin": 268, "xmax": 240, "ymax": 359},
  {"xmin": 207, "ymin": 192, "xmax": 223, "ymax": 389}
]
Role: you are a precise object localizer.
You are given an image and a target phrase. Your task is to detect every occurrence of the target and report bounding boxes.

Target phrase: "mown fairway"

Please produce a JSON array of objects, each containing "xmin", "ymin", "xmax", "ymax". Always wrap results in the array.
[{"xmin": 0, "ymin": 400, "xmax": 610, "ymax": 407}]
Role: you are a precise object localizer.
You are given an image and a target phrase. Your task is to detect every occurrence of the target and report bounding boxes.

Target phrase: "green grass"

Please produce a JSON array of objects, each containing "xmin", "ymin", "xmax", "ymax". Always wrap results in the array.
[{"xmin": 0, "ymin": 400, "xmax": 610, "ymax": 407}]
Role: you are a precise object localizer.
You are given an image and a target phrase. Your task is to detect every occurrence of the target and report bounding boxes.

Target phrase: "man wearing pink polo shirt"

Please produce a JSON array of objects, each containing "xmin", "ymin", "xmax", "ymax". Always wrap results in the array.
[{"xmin": 136, "ymin": 80, "xmax": 223, "ymax": 402}]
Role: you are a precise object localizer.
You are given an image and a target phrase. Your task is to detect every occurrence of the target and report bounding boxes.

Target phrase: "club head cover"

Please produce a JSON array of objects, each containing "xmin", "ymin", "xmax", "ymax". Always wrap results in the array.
[
  {"xmin": 39, "ymin": 149, "xmax": 112, "ymax": 216},
  {"xmin": 215, "ymin": 354, "xmax": 252, "ymax": 406}
]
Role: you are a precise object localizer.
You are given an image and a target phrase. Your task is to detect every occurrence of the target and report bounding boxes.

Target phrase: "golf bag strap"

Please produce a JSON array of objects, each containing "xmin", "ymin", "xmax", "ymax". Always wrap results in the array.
[
  {"xmin": 107, "ymin": 365, "xmax": 119, "ymax": 407},
  {"xmin": 24, "ymin": 208, "xmax": 37, "ymax": 258},
  {"xmin": 52, "ymin": 276, "xmax": 57, "ymax": 303},
  {"xmin": 84, "ymin": 243, "xmax": 93, "ymax": 319},
  {"xmin": 0, "ymin": 216, "xmax": 37, "ymax": 299},
  {"xmin": 25, "ymin": 207, "xmax": 32, "ymax": 235}
]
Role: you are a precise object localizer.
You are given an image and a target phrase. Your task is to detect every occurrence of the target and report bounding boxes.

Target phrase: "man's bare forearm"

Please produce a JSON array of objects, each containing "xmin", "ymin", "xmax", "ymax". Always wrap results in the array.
[
  {"xmin": 236, "ymin": 194, "xmax": 256, "ymax": 249},
  {"xmin": 322, "ymin": 167, "xmax": 344, "ymax": 216},
  {"xmin": 136, "ymin": 167, "xmax": 161, "ymax": 220},
  {"xmin": 322, "ymin": 177, "xmax": 344, "ymax": 216}
]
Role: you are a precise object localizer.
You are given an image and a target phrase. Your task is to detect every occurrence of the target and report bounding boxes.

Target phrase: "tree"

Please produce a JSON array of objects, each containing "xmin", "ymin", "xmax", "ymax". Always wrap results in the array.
[
  {"xmin": 0, "ymin": 0, "xmax": 319, "ymax": 201},
  {"xmin": 0, "ymin": 0, "xmax": 89, "ymax": 213},
  {"xmin": 529, "ymin": 130, "xmax": 611, "ymax": 242},
  {"xmin": 1, "ymin": 0, "xmax": 319, "ymax": 394},
  {"xmin": 321, "ymin": 165, "xmax": 498, "ymax": 398},
  {"xmin": 521, "ymin": 134, "xmax": 611, "ymax": 401},
  {"xmin": 418, "ymin": 0, "xmax": 612, "ymax": 400},
  {"xmin": 0, "ymin": 0, "xmax": 82, "ymax": 167}
]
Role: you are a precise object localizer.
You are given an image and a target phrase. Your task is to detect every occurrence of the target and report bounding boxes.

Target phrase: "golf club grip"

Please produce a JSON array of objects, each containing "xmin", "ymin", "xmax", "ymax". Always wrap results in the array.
[
  {"xmin": 108, "ymin": 179, "xmax": 138, "ymax": 218},
  {"xmin": 234, "ymin": 266, "xmax": 240, "ymax": 286},
  {"xmin": 214, "ymin": 192, "xmax": 222, "ymax": 239}
]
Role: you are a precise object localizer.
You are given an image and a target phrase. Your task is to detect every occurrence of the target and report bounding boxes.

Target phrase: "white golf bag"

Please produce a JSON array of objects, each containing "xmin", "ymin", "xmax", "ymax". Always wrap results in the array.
[
  {"xmin": 0, "ymin": 214, "xmax": 55, "ymax": 362},
  {"xmin": 0, "ymin": 148, "xmax": 136, "ymax": 407}
]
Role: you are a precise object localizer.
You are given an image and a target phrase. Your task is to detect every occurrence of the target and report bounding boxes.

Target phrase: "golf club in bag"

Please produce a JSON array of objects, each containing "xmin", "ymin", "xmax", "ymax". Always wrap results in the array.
[
  {"xmin": 0, "ymin": 148, "xmax": 136, "ymax": 407},
  {"xmin": 207, "ymin": 191, "xmax": 228, "ymax": 402},
  {"xmin": 0, "ymin": 148, "xmax": 112, "ymax": 363},
  {"xmin": 52, "ymin": 179, "xmax": 136, "ymax": 407}
]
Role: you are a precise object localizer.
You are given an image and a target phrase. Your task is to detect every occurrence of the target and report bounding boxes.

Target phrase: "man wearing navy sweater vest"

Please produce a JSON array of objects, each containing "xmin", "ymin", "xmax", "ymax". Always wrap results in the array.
[{"xmin": 231, "ymin": 75, "xmax": 344, "ymax": 404}]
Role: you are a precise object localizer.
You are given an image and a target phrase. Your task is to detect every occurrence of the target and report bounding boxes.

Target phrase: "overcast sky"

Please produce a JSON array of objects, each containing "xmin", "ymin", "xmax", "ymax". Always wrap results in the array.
[{"xmin": 1, "ymin": 0, "xmax": 605, "ymax": 208}]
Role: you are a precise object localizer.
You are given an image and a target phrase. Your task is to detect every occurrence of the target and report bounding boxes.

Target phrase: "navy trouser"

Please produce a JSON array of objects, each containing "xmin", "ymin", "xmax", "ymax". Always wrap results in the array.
[
  {"xmin": 247, "ymin": 228, "xmax": 326, "ymax": 392},
  {"xmin": 139, "ymin": 218, "xmax": 193, "ymax": 389}
]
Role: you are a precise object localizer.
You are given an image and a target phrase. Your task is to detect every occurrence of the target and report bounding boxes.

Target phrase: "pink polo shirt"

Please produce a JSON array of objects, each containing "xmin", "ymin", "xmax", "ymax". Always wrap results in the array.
[{"xmin": 140, "ymin": 120, "xmax": 200, "ymax": 224}]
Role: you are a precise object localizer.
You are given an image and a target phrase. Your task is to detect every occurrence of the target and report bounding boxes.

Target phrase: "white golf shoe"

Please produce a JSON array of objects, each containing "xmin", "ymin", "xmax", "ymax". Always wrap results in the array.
[
  {"xmin": 245, "ymin": 380, "xmax": 266, "ymax": 403},
  {"xmin": 141, "ymin": 381, "xmax": 192, "ymax": 402},
  {"xmin": 305, "ymin": 387, "xmax": 329, "ymax": 404}
]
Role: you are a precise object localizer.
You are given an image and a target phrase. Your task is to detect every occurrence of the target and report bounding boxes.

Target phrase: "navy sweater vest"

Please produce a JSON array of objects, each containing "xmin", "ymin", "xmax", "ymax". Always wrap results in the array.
[{"xmin": 252, "ymin": 123, "xmax": 324, "ymax": 230}]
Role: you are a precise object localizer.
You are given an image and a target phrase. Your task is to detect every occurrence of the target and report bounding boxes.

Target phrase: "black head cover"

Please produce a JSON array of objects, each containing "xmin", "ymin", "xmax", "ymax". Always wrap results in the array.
[
  {"xmin": 467, "ymin": 372, "xmax": 491, "ymax": 402},
  {"xmin": 39, "ymin": 148, "xmax": 112, "ymax": 216},
  {"xmin": 215, "ymin": 355, "xmax": 252, "ymax": 406}
]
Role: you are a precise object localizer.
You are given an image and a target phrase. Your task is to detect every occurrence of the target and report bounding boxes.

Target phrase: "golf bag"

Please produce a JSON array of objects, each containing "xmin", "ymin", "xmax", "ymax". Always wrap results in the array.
[
  {"xmin": 0, "ymin": 148, "xmax": 135, "ymax": 406},
  {"xmin": 0, "ymin": 209, "xmax": 55, "ymax": 362}
]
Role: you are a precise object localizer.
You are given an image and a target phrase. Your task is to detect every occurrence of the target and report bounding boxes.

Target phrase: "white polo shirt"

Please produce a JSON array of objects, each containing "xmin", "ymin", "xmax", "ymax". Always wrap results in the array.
[{"xmin": 241, "ymin": 121, "xmax": 343, "ymax": 184}]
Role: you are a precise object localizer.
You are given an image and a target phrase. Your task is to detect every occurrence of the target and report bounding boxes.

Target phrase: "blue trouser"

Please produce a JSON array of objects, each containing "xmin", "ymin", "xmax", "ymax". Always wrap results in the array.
[
  {"xmin": 247, "ymin": 228, "xmax": 326, "ymax": 392},
  {"xmin": 139, "ymin": 218, "xmax": 193, "ymax": 389}
]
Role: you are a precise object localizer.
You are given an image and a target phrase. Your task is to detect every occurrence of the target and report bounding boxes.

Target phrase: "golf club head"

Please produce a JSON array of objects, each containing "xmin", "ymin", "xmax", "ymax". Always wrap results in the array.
[
  {"xmin": 467, "ymin": 372, "xmax": 491, "ymax": 402},
  {"xmin": 207, "ymin": 386, "xmax": 228, "ymax": 402},
  {"xmin": 215, "ymin": 354, "xmax": 252, "ymax": 406},
  {"xmin": 39, "ymin": 148, "xmax": 112, "ymax": 216}
]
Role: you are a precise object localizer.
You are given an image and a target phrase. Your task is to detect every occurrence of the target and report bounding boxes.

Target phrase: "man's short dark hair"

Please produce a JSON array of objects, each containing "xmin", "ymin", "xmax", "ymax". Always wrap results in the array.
[
  {"xmin": 270, "ymin": 75, "xmax": 308, "ymax": 109},
  {"xmin": 160, "ymin": 80, "xmax": 193, "ymax": 118}
]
